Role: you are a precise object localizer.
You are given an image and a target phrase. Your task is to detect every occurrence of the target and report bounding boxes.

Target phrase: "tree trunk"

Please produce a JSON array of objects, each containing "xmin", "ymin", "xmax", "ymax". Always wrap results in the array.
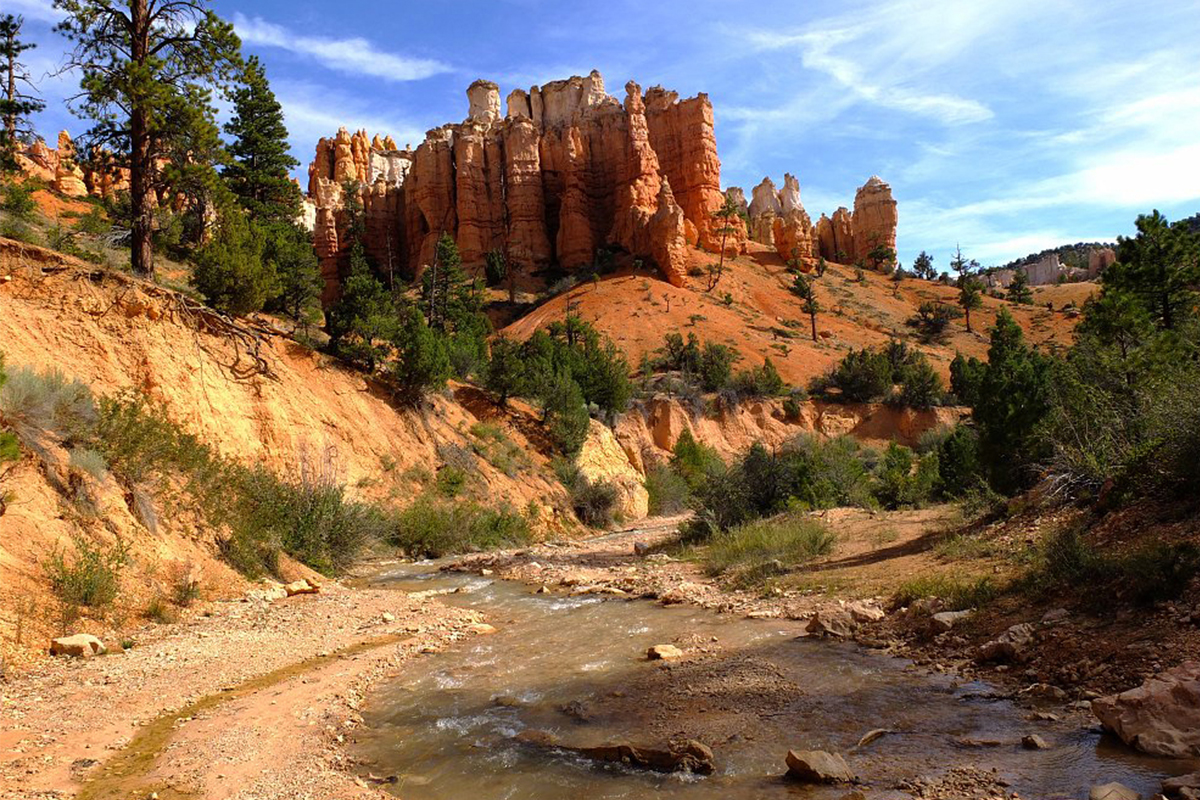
[
  {"xmin": 129, "ymin": 0, "xmax": 155, "ymax": 279},
  {"xmin": 810, "ymin": 311, "xmax": 817, "ymax": 342},
  {"xmin": 5, "ymin": 42, "xmax": 15, "ymax": 148}
]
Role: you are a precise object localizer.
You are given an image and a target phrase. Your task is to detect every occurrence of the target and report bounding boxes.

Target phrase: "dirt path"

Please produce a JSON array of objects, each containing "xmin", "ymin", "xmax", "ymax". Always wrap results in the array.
[{"xmin": 0, "ymin": 578, "xmax": 488, "ymax": 800}]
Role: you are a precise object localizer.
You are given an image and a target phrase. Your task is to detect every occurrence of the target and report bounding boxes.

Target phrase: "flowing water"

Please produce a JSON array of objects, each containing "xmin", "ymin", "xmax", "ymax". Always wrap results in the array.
[{"xmin": 354, "ymin": 563, "xmax": 1191, "ymax": 799}]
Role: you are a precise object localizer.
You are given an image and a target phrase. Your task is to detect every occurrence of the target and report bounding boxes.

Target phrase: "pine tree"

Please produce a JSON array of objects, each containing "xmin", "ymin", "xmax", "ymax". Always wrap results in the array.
[
  {"xmin": 326, "ymin": 241, "xmax": 397, "ymax": 372},
  {"xmin": 54, "ymin": 0, "xmax": 241, "ymax": 278},
  {"xmin": 0, "ymin": 14, "xmax": 44, "ymax": 170},
  {"xmin": 483, "ymin": 336, "xmax": 524, "ymax": 407},
  {"xmin": 958, "ymin": 279, "xmax": 983, "ymax": 332},
  {"xmin": 223, "ymin": 56, "xmax": 300, "ymax": 222},
  {"xmin": 1007, "ymin": 269, "xmax": 1034, "ymax": 304},
  {"xmin": 389, "ymin": 306, "xmax": 450, "ymax": 405},
  {"xmin": 912, "ymin": 250, "xmax": 936, "ymax": 280},
  {"xmin": 541, "ymin": 369, "xmax": 590, "ymax": 454},
  {"xmin": 973, "ymin": 309, "xmax": 1051, "ymax": 493},
  {"xmin": 706, "ymin": 194, "xmax": 741, "ymax": 291},
  {"xmin": 263, "ymin": 221, "xmax": 322, "ymax": 326},
  {"xmin": 791, "ymin": 273, "xmax": 820, "ymax": 342},
  {"xmin": 1106, "ymin": 210, "xmax": 1200, "ymax": 331},
  {"xmin": 191, "ymin": 192, "xmax": 275, "ymax": 316}
]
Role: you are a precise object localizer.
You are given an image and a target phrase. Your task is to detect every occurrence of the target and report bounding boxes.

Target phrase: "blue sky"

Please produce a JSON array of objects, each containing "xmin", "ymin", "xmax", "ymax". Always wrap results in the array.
[{"xmin": 10, "ymin": 0, "xmax": 1200, "ymax": 269}]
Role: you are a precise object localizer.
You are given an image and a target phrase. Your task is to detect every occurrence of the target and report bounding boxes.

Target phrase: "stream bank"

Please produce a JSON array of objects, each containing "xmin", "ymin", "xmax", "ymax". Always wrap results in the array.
[{"xmin": 352, "ymin": 562, "xmax": 1190, "ymax": 800}]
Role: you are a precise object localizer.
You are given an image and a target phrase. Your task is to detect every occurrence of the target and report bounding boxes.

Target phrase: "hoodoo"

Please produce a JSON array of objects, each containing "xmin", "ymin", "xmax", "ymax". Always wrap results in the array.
[{"xmin": 306, "ymin": 70, "xmax": 747, "ymax": 304}]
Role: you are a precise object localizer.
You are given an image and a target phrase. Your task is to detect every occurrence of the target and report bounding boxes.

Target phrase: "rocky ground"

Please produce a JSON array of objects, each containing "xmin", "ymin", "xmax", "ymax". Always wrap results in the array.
[{"xmin": 0, "ymin": 578, "xmax": 489, "ymax": 800}]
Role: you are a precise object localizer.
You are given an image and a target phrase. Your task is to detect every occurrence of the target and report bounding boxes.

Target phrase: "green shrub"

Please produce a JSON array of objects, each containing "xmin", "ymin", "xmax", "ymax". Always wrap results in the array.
[
  {"xmin": 732, "ymin": 357, "xmax": 786, "ymax": 399},
  {"xmin": 144, "ymin": 595, "xmax": 177, "ymax": 624},
  {"xmin": 893, "ymin": 573, "xmax": 997, "ymax": 611},
  {"xmin": 230, "ymin": 464, "xmax": 390, "ymax": 576},
  {"xmin": 0, "ymin": 366, "xmax": 98, "ymax": 448},
  {"xmin": 1021, "ymin": 525, "xmax": 1200, "ymax": 606},
  {"xmin": 1, "ymin": 182, "xmax": 37, "ymax": 220},
  {"xmin": 704, "ymin": 514, "xmax": 835, "ymax": 588},
  {"xmin": 45, "ymin": 535, "xmax": 130, "ymax": 609},
  {"xmin": 670, "ymin": 428, "xmax": 725, "ymax": 491},
  {"xmin": 0, "ymin": 218, "xmax": 39, "ymax": 245},
  {"xmin": 541, "ymin": 370, "xmax": 590, "ymax": 454},
  {"xmin": 435, "ymin": 465, "xmax": 468, "ymax": 497},
  {"xmin": 782, "ymin": 395, "xmax": 803, "ymax": 421},
  {"xmin": 569, "ymin": 478, "xmax": 619, "ymax": 528},
  {"xmin": 873, "ymin": 442, "xmax": 938, "ymax": 509},
  {"xmin": 392, "ymin": 497, "xmax": 531, "ymax": 557},
  {"xmin": 645, "ymin": 465, "xmax": 691, "ymax": 515}
]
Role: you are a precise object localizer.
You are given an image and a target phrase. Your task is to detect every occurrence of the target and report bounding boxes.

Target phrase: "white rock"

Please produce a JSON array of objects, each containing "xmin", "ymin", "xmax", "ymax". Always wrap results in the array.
[{"xmin": 50, "ymin": 634, "xmax": 106, "ymax": 658}]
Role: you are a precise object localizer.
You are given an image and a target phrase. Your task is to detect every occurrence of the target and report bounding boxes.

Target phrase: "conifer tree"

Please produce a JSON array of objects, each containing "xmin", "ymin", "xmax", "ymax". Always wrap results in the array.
[
  {"xmin": 54, "ymin": 0, "xmax": 241, "ymax": 278},
  {"xmin": 484, "ymin": 336, "xmax": 524, "ymax": 407},
  {"xmin": 1007, "ymin": 269, "xmax": 1034, "ymax": 304},
  {"xmin": 1106, "ymin": 210, "xmax": 1200, "ymax": 331},
  {"xmin": 223, "ymin": 56, "xmax": 300, "ymax": 222},
  {"xmin": 0, "ymin": 14, "xmax": 44, "ymax": 170}
]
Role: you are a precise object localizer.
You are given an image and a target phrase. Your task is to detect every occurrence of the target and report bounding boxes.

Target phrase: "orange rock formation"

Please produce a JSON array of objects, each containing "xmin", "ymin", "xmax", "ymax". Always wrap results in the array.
[{"xmin": 306, "ymin": 71, "xmax": 745, "ymax": 303}]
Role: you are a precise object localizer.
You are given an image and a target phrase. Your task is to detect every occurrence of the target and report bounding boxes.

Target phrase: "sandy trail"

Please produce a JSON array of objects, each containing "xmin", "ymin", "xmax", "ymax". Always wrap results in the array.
[{"xmin": 0, "ymin": 577, "xmax": 486, "ymax": 800}]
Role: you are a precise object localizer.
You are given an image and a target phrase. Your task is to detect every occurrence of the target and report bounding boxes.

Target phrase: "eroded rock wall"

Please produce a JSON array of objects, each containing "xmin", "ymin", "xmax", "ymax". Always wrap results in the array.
[{"xmin": 306, "ymin": 70, "xmax": 743, "ymax": 303}]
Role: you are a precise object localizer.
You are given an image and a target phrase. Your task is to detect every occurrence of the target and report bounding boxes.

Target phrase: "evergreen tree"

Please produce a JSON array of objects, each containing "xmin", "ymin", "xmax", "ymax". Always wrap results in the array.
[
  {"xmin": 326, "ymin": 241, "xmax": 397, "ymax": 372},
  {"xmin": 867, "ymin": 243, "xmax": 897, "ymax": 272},
  {"xmin": 705, "ymin": 194, "xmax": 741, "ymax": 291},
  {"xmin": 972, "ymin": 309, "xmax": 1051, "ymax": 493},
  {"xmin": 389, "ymin": 306, "xmax": 450, "ymax": 405},
  {"xmin": 191, "ymin": 193, "xmax": 275, "ymax": 316},
  {"xmin": 949, "ymin": 351, "xmax": 985, "ymax": 406},
  {"xmin": 951, "ymin": 244, "xmax": 984, "ymax": 332},
  {"xmin": 541, "ymin": 369, "xmax": 590, "ymax": 454},
  {"xmin": 54, "ymin": 0, "xmax": 241, "ymax": 278},
  {"xmin": 1106, "ymin": 210, "xmax": 1200, "ymax": 331},
  {"xmin": 958, "ymin": 278, "xmax": 983, "ymax": 332},
  {"xmin": 912, "ymin": 250, "xmax": 936, "ymax": 280},
  {"xmin": 1007, "ymin": 269, "xmax": 1034, "ymax": 304},
  {"xmin": 222, "ymin": 56, "xmax": 300, "ymax": 222},
  {"xmin": 483, "ymin": 336, "xmax": 524, "ymax": 407},
  {"xmin": 262, "ymin": 221, "xmax": 322, "ymax": 326},
  {"xmin": 0, "ymin": 14, "xmax": 44, "ymax": 170},
  {"xmin": 791, "ymin": 273, "xmax": 820, "ymax": 342}
]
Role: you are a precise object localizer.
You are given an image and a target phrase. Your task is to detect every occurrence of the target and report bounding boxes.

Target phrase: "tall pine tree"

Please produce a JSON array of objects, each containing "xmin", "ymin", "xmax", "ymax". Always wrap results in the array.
[
  {"xmin": 0, "ymin": 14, "xmax": 44, "ymax": 170},
  {"xmin": 55, "ymin": 0, "xmax": 242, "ymax": 278},
  {"xmin": 222, "ymin": 55, "xmax": 300, "ymax": 222}
]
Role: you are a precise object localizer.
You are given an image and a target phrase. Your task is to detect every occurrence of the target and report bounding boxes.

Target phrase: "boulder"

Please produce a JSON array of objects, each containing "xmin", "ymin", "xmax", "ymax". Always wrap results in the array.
[
  {"xmin": 50, "ymin": 634, "xmax": 106, "ymax": 658},
  {"xmin": 978, "ymin": 622, "xmax": 1036, "ymax": 663},
  {"xmin": 931, "ymin": 610, "xmax": 973, "ymax": 632},
  {"xmin": 1021, "ymin": 734, "xmax": 1050, "ymax": 750},
  {"xmin": 1092, "ymin": 661, "xmax": 1200, "ymax": 757},
  {"xmin": 659, "ymin": 582, "xmax": 702, "ymax": 605},
  {"xmin": 806, "ymin": 609, "xmax": 857, "ymax": 639},
  {"xmin": 1163, "ymin": 773, "xmax": 1200, "ymax": 799},
  {"xmin": 468, "ymin": 622, "xmax": 497, "ymax": 635},
  {"xmin": 284, "ymin": 578, "xmax": 320, "ymax": 597},
  {"xmin": 784, "ymin": 749, "xmax": 855, "ymax": 784},
  {"xmin": 1089, "ymin": 783, "xmax": 1140, "ymax": 800},
  {"xmin": 647, "ymin": 644, "xmax": 683, "ymax": 661},
  {"xmin": 846, "ymin": 601, "xmax": 885, "ymax": 624}
]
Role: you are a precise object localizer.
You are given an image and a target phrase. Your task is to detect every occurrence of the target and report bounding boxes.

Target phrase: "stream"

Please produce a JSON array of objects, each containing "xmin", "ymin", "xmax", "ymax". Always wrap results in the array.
[{"xmin": 354, "ymin": 563, "xmax": 1188, "ymax": 799}]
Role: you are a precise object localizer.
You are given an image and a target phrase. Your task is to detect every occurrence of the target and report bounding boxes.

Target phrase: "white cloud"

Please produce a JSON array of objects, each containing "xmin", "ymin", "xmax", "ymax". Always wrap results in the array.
[
  {"xmin": 233, "ymin": 13, "xmax": 451, "ymax": 83},
  {"xmin": 4, "ymin": 0, "xmax": 61, "ymax": 24},
  {"xmin": 272, "ymin": 81, "xmax": 428, "ymax": 172}
]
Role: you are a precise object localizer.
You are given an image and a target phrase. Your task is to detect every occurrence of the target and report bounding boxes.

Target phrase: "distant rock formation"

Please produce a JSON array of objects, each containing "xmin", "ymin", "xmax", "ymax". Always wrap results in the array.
[
  {"xmin": 986, "ymin": 245, "xmax": 1115, "ymax": 288},
  {"xmin": 306, "ymin": 70, "xmax": 746, "ymax": 304},
  {"xmin": 744, "ymin": 173, "xmax": 898, "ymax": 268},
  {"xmin": 13, "ymin": 131, "xmax": 130, "ymax": 201}
]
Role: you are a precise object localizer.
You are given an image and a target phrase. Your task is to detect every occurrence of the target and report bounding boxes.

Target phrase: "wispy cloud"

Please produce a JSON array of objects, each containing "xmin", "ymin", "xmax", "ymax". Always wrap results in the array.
[
  {"xmin": 233, "ymin": 13, "xmax": 451, "ymax": 83},
  {"xmin": 272, "ymin": 80, "xmax": 429, "ymax": 167},
  {"xmin": 4, "ymin": 0, "xmax": 61, "ymax": 24}
]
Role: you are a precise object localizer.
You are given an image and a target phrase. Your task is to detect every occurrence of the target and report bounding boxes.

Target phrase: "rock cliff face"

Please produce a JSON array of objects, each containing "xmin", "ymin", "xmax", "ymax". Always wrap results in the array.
[
  {"xmin": 745, "ymin": 174, "xmax": 898, "ymax": 269},
  {"xmin": 307, "ymin": 71, "xmax": 744, "ymax": 303}
]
